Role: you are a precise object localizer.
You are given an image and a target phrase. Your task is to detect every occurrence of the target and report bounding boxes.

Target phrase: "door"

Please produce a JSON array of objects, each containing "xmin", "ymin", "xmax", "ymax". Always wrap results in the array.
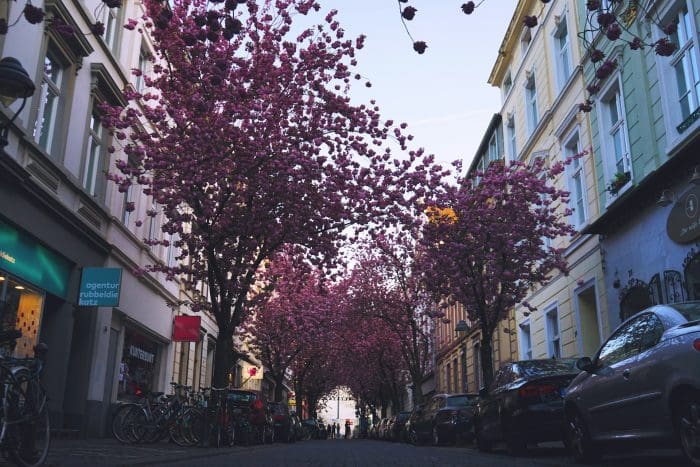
[
  {"xmin": 579, "ymin": 315, "xmax": 648, "ymax": 437},
  {"xmin": 622, "ymin": 312, "xmax": 667, "ymax": 437}
]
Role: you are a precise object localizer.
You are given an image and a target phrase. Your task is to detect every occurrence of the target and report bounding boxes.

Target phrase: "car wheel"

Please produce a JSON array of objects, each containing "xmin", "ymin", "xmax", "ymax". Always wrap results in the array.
[
  {"xmin": 566, "ymin": 409, "xmax": 600, "ymax": 463},
  {"xmin": 409, "ymin": 429, "xmax": 420, "ymax": 446},
  {"xmin": 676, "ymin": 395, "xmax": 700, "ymax": 466},
  {"xmin": 474, "ymin": 423, "xmax": 492, "ymax": 453}
]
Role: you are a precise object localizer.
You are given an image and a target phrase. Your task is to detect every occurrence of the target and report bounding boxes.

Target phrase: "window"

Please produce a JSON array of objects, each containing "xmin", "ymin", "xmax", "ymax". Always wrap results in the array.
[
  {"xmin": 122, "ymin": 184, "xmax": 134, "ymax": 226},
  {"xmin": 100, "ymin": 4, "xmax": 121, "ymax": 52},
  {"xmin": 148, "ymin": 202, "xmax": 158, "ymax": 243},
  {"xmin": 168, "ymin": 233, "xmax": 179, "ymax": 267},
  {"xmin": 564, "ymin": 129, "xmax": 587, "ymax": 228},
  {"xmin": 34, "ymin": 53, "xmax": 64, "ymax": 155},
  {"xmin": 553, "ymin": 16, "xmax": 573, "ymax": 90},
  {"xmin": 668, "ymin": 2, "xmax": 700, "ymax": 134},
  {"xmin": 502, "ymin": 72, "xmax": 513, "ymax": 99},
  {"xmin": 521, "ymin": 28, "xmax": 532, "ymax": 58},
  {"xmin": 460, "ymin": 351, "xmax": 467, "ymax": 392},
  {"xmin": 596, "ymin": 313, "xmax": 654, "ymax": 367},
  {"xmin": 136, "ymin": 47, "xmax": 148, "ymax": 93},
  {"xmin": 519, "ymin": 321, "xmax": 532, "ymax": 359},
  {"xmin": 525, "ymin": 73, "xmax": 539, "ymax": 134},
  {"xmin": 487, "ymin": 133, "xmax": 499, "ymax": 162},
  {"xmin": 82, "ymin": 109, "xmax": 107, "ymax": 197},
  {"xmin": 545, "ymin": 306, "xmax": 561, "ymax": 358},
  {"xmin": 598, "ymin": 78, "xmax": 631, "ymax": 194},
  {"xmin": 446, "ymin": 362, "xmax": 452, "ymax": 393},
  {"xmin": 506, "ymin": 116, "xmax": 517, "ymax": 160},
  {"xmin": 452, "ymin": 358, "xmax": 459, "ymax": 393}
]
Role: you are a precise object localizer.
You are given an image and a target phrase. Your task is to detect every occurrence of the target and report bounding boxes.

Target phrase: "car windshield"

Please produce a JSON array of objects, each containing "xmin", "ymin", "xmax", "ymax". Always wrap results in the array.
[
  {"xmin": 446, "ymin": 395, "xmax": 478, "ymax": 407},
  {"xmin": 516, "ymin": 359, "xmax": 578, "ymax": 378},
  {"xmin": 671, "ymin": 303, "xmax": 700, "ymax": 322},
  {"xmin": 228, "ymin": 391, "xmax": 256, "ymax": 402}
]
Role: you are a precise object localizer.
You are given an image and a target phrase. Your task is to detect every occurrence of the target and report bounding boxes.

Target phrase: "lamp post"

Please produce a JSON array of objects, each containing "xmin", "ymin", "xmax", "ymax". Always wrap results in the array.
[
  {"xmin": 0, "ymin": 57, "xmax": 36, "ymax": 149},
  {"xmin": 454, "ymin": 319, "xmax": 469, "ymax": 392}
]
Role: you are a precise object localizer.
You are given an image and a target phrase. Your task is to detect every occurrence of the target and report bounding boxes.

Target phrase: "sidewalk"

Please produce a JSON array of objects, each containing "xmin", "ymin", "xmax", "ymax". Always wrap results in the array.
[{"xmin": 43, "ymin": 438, "xmax": 253, "ymax": 467}]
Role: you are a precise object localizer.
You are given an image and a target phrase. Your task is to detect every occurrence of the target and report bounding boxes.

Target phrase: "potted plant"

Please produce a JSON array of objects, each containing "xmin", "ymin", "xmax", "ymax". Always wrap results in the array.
[{"xmin": 606, "ymin": 171, "xmax": 631, "ymax": 195}]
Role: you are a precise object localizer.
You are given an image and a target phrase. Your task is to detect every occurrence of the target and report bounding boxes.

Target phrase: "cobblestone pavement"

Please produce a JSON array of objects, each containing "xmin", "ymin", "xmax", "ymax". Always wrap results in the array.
[{"xmin": 24, "ymin": 438, "xmax": 687, "ymax": 467}]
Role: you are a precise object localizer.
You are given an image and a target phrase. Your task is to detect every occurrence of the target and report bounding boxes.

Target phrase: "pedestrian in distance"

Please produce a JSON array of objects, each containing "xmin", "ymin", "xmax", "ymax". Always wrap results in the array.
[{"xmin": 344, "ymin": 419, "xmax": 351, "ymax": 439}]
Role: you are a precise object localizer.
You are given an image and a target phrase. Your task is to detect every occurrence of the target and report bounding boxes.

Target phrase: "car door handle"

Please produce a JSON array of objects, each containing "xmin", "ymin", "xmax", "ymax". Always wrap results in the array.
[{"xmin": 622, "ymin": 369, "xmax": 630, "ymax": 380}]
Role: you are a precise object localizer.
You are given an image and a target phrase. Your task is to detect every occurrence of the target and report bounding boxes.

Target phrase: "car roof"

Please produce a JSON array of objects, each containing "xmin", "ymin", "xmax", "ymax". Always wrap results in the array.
[{"xmin": 619, "ymin": 301, "xmax": 700, "ymax": 327}]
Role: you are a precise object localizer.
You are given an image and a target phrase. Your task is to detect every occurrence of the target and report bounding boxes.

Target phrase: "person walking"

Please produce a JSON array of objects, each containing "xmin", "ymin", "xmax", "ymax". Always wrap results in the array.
[{"xmin": 344, "ymin": 419, "xmax": 351, "ymax": 439}]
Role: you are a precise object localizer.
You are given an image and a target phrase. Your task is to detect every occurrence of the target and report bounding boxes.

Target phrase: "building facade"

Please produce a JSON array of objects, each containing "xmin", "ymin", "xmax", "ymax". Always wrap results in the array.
[
  {"xmin": 487, "ymin": 0, "xmax": 610, "ymax": 362},
  {"xmin": 0, "ymin": 0, "xmax": 220, "ymax": 436},
  {"xmin": 580, "ymin": 0, "xmax": 700, "ymax": 328}
]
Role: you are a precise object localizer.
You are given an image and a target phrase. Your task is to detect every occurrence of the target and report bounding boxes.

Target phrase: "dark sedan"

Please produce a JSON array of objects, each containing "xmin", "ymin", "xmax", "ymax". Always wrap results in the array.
[
  {"xmin": 411, "ymin": 393, "xmax": 479, "ymax": 446},
  {"xmin": 564, "ymin": 302, "xmax": 700, "ymax": 465},
  {"xmin": 474, "ymin": 359, "xmax": 579, "ymax": 455},
  {"xmin": 268, "ymin": 401, "xmax": 294, "ymax": 442},
  {"xmin": 388, "ymin": 411, "xmax": 412, "ymax": 441}
]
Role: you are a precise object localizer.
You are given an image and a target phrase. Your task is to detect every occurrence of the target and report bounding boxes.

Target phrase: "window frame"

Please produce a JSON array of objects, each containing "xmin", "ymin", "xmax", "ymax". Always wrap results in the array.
[
  {"xmin": 506, "ymin": 115, "xmax": 517, "ymax": 161},
  {"xmin": 552, "ymin": 13, "xmax": 573, "ymax": 91},
  {"xmin": 518, "ymin": 320, "xmax": 532, "ymax": 360},
  {"xmin": 653, "ymin": 0, "xmax": 700, "ymax": 153},
  {"xmin": 562, "ymin": 127, "xmax": 588, "ymax": 229},
  {"xmin": 544, "ymin": 303, "xmax": 562, "ymax": 358},
  {"xmin": 596, "ymin": 72, "xmax": 632, "ymax": 202},
  {"xmin": 33, "ymin": 50, "xmax": 67, "ymax": 158},
  {"xmin": 81, "ymin": 105, "xmax": 108, "ymax": 198},
  {"xmin": 525, "ymin": 72, "xmax": 539, "ymax": 135}
]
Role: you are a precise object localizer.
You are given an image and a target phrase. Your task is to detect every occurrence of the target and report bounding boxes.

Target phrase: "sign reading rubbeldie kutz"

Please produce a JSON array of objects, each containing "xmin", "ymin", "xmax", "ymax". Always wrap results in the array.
[{"xmin": 78, "ymin": 267, "xmax": 123, "ymax": 306}]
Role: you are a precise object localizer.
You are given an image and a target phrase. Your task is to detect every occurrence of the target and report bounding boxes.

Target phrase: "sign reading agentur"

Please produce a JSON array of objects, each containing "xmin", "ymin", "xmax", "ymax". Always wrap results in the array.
[{"xmin": 78, "ymin": 268, "xmax": 122, "ymax": 306}]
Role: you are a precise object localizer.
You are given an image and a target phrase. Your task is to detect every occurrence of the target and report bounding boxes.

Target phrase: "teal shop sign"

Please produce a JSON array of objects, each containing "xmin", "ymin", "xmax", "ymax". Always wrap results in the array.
[
  {"xmin": 0, "ymin": 220, "xmax": 72, "ymax": 299},
  {"xmin": 78, "ymin": 268, "xmax": 122, "ymax": 306}
]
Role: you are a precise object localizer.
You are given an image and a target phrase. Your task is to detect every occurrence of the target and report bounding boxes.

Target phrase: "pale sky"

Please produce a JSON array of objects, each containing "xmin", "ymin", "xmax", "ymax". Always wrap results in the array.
[{"xmin": 317, "ymin": 0, "xmax": 519, "ymax": 172}]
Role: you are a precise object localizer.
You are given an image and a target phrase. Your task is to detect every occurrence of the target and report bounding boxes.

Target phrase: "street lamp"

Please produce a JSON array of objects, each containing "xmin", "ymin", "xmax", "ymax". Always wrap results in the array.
[
  {"xmin": 455, "ymin": 320, "xmax": 470, "ymax": 393},
  {"xmin": 0, "ymin": 57, "xmax": 36, "ymax": 149}
]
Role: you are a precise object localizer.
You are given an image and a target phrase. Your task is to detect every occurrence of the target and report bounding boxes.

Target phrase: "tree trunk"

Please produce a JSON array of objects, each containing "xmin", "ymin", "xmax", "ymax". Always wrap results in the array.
[
  {"xmin": 410, "ymin": 372, "xmax": 424, "ymax": 406},
  {"xmin": 212, "ymin": 329, "xmax": 234, "ymax": 388},
  {"xmin": 480, "ymin": 334, "xmax": 495, "ymax": 389},
  {"xmin": 274, "ymin": 375, "xmax": 285, "ymax": 402}
]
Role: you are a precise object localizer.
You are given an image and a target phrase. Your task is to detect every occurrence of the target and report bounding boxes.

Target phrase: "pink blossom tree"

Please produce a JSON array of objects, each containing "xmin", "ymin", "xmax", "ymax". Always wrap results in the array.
[
  {"xmin": 419, "ymin": 159, "xmax": 575, "ymax": 386},
  {"xmin": 102, "ymin": 0, "xmax": 439, "ymax": 387}
]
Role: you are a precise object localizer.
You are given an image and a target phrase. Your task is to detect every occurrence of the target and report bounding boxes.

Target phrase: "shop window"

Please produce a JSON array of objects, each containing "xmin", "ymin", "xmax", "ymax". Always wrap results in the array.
[
  {"xmin": 0, "ymin": 275, "xmax": 44, "ymax": 359},
  {"xmin": 684, "ymin": 250, "xmax": 700, "ymax": 300},
  {"xmin": 118, "ymin": 328, "xmax": 159, "ymax": 400},
  {"xmin": 664, "ymin": 270, "xmax": 687, "ymax": 303}
]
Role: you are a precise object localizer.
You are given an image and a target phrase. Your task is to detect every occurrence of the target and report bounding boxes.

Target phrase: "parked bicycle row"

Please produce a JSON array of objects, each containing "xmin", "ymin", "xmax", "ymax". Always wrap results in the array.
[
  {"xmin": 0, "ymin": 329, "xmax": 50, "ymax": 467},
  {"xmin": 111, "ymin": 383, "xmax": 333, "ymax": 448},
  {"xmin": 362, "ymin": 303, "xmax": 700, "ymax": 467}
]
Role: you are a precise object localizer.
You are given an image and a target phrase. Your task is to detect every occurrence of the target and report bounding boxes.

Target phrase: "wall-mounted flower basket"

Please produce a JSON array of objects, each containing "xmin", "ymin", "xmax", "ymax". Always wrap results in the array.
[{"xmin": 606, "ymin": 171, "xmax": 631, "ymax": 195}]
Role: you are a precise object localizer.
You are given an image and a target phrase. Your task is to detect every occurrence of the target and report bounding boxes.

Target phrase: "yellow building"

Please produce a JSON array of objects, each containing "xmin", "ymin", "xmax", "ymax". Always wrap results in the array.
[
  {"xmin": 435, "ymin": 302, "xmax": 517, "ymax": 394},
  {"xmin": 487, "ymin": 0, "xmax": 611, "ymax": 361}
]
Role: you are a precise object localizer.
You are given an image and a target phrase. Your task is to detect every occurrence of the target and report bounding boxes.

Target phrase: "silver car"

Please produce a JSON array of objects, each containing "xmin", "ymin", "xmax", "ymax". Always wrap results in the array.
[{"xmin": 564, "ymin": 302, "xmax": 700, "ymax": 465}]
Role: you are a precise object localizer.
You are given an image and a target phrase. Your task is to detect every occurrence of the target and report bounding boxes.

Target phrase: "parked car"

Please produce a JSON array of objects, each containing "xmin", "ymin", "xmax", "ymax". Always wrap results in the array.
[
  {"xmin": 289, "ymin": 412, "xmax": 304, "ymax": 441},
  {"xmin": 268, "ymin": 401, "xmax": 294, "ymax": 442},
  {"xmin": 404, "ymin": 404, "xmax": 424, "ymax": 444},
  {"xmin": 564, "ymin": 302, "xmax": 700, "ymax": 465},
  {"xmin": 474, "ymin": 359, "xmax": 579, "ymax": 455},
  {"xmin": 388, "ymin": 412, "xmax": 411, "ymax": 441},
  {"xmin": 411, "ymin": 393, "xmax": 479, "ymax": 446},
  {"xmin": 227, "ymin": 389, "xmax": 274, "ymax": 444}
]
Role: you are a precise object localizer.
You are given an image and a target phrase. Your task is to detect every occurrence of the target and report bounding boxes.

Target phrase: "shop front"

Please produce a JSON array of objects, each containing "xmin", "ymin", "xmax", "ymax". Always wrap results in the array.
[
  {"xmin": 118, "ymin": 326, "xmax": 161, "ymax": 400},
  {"xmin": 584, "ymin": 143, "xmax": 700, "ymax": 331}
]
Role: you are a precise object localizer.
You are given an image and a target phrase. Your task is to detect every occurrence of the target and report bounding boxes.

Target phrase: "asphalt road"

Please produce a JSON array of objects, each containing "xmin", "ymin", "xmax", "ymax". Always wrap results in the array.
[
  {"xmin": 159, "ymin": 439, "xmax": 686, "ymax": 467},
  {"xmin": 41, "ymin": 437, "xmax": 688, "ymax": 466}
]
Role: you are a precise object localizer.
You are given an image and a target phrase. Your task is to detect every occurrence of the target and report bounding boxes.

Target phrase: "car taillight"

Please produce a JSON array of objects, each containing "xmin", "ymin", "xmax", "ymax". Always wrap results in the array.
[
  {"xmin": 252, "ymin": 399, "xmax": 264, "ymax": 410},
  {"xmin": 694, "ymin": 339, "xmax": 700, "ymax": 352},
  {"xmin": 518, "ymin": 384, "xmax": 557, "ymax": 399}
]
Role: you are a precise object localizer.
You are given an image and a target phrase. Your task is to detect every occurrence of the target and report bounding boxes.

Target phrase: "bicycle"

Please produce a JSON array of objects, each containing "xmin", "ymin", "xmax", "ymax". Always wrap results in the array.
[{"xmin": 0, "ymin": 329, "xmax": 50, "ymax": 467}]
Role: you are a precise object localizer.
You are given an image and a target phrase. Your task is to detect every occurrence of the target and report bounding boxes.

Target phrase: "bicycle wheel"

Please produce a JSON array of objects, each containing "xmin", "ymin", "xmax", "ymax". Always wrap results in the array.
[
  {"xmin": 4, "ymin": 369, "xmax": 50, "ymax": 467},
  {"xmin": 111, "ymin": 404, "xmax": 141, "ymax": 444},
  {"xmin": 180, "ymin": 408, "xmax": 203, "ymax": 447}
]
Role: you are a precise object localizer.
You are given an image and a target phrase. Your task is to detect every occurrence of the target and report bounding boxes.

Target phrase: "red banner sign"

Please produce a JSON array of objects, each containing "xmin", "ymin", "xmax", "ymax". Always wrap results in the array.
[{"xmin": 173, "ymin": 315, "xmax": 201, "ymax": 342}]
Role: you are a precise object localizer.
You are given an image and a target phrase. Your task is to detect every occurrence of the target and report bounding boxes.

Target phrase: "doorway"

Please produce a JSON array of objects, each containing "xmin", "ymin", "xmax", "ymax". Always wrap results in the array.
[{"xmin": 575, "ymin": 283, "xmax": 602, "ymax": 358}]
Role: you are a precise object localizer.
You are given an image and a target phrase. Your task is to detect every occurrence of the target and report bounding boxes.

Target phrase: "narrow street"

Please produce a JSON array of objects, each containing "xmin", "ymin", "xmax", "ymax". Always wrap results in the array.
[{"xmin": 43, "ymin": 439, "xmax": 686, "ymax": 467}]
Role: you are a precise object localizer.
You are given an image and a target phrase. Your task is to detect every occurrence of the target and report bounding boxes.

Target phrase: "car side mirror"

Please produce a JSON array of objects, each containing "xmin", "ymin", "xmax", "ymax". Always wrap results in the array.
[
  {"xmin": 478, "ymin": 387, "xmax": 488, "ymax": 398},
  {"xmin": 576, "ymin": 356, "xmax": 596, "ymax": 372}
]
